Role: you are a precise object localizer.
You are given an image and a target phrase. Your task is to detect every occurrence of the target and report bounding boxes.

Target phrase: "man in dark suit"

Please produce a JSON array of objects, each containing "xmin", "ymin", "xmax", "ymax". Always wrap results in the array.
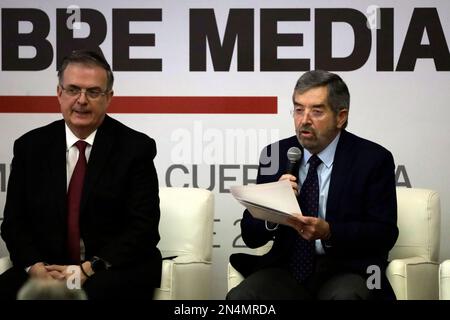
[
  {"xmin": 227, "ymin": 70, "xmax": 398, "ymax": 300},
  {"xmin": 0, "ymin": 50, "xmax": 161, "ymax": 299}
]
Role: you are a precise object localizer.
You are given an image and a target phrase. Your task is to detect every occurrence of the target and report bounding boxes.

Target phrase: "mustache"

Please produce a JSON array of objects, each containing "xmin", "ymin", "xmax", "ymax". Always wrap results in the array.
[
  {"xmin": 297, "ymin": 126, "xmax": 314, "ymax": 133},
  {"xmin": 72, "ymin": 106, "xmax": 89, "ymax": 112}
]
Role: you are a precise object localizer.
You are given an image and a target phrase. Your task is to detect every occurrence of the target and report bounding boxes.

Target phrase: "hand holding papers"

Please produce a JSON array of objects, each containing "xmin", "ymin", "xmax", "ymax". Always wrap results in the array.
[{"xmin": 230, "ymin": 180, "xmax": 302, "ymax": 226}]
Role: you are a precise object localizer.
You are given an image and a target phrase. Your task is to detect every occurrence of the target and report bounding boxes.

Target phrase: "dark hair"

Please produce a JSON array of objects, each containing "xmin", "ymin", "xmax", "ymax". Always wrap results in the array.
[
  {"xmin": 58, "ymin": 50, "xmax": 114, "ymax": 91},
  {"xmin": 293, "ymin": 70, "xmax": 350, "ymax": 128}
]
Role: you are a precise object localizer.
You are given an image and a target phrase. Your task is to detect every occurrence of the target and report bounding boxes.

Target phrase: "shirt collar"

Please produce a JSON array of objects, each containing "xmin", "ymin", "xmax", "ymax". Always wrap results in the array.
[
  {"xmin": 303, "ymin": 131, "xmax": 341, "ymax": 169},
  {"xmin": 65, "ymin": 124, "xmax": 97, "ymax": 150}
]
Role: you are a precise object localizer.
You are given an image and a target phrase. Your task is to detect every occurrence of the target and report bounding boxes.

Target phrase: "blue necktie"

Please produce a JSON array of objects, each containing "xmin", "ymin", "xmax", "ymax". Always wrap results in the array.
[{"xmin": 289, "ymin": 154, "xmax": 322, "ymax": 283}]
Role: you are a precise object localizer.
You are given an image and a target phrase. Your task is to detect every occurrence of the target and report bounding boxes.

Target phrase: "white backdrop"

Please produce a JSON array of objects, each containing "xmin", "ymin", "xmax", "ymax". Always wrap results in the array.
[{"xmin": 0, "ymin": 0, "xmax": 449, "ymax": 299}]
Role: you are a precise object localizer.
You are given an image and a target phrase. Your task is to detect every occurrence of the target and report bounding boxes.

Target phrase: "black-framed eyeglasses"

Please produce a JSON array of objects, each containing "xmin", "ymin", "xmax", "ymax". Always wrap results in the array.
[{"xmin": 60, "ymin": 84, "xmax": 110, "ymax": 99}]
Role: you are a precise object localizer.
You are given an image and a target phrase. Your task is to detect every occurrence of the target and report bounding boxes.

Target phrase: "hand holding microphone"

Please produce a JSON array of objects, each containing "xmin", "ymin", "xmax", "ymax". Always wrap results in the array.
[{"xmin": 278, "ymin": 147, "xmax": 302, "ymax": 196}]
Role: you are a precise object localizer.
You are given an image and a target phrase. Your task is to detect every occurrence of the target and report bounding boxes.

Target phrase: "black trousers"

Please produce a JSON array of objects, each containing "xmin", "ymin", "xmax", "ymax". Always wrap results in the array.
[{"xmin": 227, "ymin": 256, "xmax": 395, "ymax": 300}]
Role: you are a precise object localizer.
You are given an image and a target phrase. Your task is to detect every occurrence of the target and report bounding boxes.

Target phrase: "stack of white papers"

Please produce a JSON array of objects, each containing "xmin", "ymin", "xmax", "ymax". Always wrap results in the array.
[{"xmin": 230, "ymin": 180, "xmax": 302, "ymax": 226}]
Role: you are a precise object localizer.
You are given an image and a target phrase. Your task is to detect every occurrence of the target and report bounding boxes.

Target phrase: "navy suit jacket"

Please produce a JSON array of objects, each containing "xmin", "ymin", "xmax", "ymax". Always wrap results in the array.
[
  {"xmin": 1, "ymin": 115, "xmax": 162, "ymax": 286},
  {"xmin": 231, "ymin": 130, "xmax": 398, "ymax": 296}
]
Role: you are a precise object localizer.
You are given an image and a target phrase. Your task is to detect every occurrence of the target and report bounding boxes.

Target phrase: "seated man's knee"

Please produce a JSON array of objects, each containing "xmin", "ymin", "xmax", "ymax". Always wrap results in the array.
[
  {"xmin": 318, "ymin": 273, "xmax": 370, "ymax": 300},
  {"xmin": 226, "ymin": 283, "xmax": 253, "ymax": 300}
]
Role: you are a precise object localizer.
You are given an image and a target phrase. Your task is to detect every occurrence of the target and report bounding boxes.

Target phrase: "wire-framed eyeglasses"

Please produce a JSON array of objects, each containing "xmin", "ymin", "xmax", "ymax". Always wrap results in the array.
[{"xmin": 60, "ymin": 84, "xmax": 110, "ymax": 100}]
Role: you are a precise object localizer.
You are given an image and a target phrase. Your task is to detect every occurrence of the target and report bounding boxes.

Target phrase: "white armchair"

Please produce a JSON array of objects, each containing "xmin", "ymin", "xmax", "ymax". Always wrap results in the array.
[
  {"xmin": 1, "ymin": 187, "xmax": 214, "ymax": 300},
  {"xmin": 439, "ymin": 260, "xmax": 450, "ymax": 300},
  {"xmin": 386, "ymin": 188, "xmax": 440, "ymax": 300},
  {"xmin": 154, "ymin": 187, "xmax": 214, "ymax": 300},
  {"xmin": 228, "ymin": 187, "xmax": 441, "ymax": 300},
  {"xmin": 0, "ymin": 255, "xmax": 12, "ymax": 275}
]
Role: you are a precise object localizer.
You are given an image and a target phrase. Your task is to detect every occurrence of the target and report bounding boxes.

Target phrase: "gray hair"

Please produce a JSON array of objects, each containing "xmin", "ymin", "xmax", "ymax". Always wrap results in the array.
[
  {"xmin": 58, "ymin": 50, "xmax": 114, "ymax": 91},
  {"xmin": 293, "ymin": 70, "xmax": 350, "ymax": 128}
]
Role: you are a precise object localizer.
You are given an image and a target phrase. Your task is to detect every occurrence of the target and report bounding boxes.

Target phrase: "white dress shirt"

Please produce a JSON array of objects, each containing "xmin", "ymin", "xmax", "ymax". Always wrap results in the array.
[{"xmin": 65, "ymin": 125, "xmax": 96, "ymax": 189}]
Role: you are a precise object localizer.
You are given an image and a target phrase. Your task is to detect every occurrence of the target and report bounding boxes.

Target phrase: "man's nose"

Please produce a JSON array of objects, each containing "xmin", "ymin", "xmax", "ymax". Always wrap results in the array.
[
  {"xmin": 300, "ymin": 109, "xmax": 312, "ymax": 125},
  {"xmin": 76, "ymin": 91, "xmax": 88, "ymax": 104}
]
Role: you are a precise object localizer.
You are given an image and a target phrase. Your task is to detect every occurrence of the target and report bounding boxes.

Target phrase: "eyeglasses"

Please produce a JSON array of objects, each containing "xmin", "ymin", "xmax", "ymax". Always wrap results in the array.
[
  {"xmin": 60, "ymin": 84, "xmax": 110, "ymax": 100},
  {"xmin": 291, "ymin": 106, "xmax": 325, "ymax": 119}
]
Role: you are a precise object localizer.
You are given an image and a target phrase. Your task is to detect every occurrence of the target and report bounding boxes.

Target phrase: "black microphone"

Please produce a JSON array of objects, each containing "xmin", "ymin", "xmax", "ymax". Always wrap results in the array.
[{"xmin": 286, "ymin": 147, "xmax": 302, "ymax": 175}]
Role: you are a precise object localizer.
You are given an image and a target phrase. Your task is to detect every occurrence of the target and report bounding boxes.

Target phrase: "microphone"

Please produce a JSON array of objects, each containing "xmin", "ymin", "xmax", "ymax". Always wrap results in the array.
[{"xmin": 286, "ymin": 147, "xmax": 302, "ymax": 175}]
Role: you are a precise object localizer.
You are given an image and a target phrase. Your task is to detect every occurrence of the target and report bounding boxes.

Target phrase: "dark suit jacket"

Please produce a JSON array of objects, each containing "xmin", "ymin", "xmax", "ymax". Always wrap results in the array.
[
  {"xmin": 1, "ymin": 115, "xmax": 162, "ymax": 286},
  {"xmin": 231, "ymin": 130, "xmax": 398, "ymax": 297}
]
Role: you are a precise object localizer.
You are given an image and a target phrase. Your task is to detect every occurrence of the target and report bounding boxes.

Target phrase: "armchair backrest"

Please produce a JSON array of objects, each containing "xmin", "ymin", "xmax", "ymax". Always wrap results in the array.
[
  {"xmin": 157, "ymin": 187, "xmax": 214, "ymax": 261},
  {"xmin": 388, "ymin": 188, "xmax": 440, "ymax": 262}
]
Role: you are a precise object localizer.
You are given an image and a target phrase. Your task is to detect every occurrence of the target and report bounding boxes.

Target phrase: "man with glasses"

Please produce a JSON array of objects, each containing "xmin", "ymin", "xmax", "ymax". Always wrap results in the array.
[
  {"xmin": 0, "ymin": 50, "xmax": 162, "ymax": 299},
  {"xmin": 228, "ymin": 70, "xmax": 398, "ymax": 300}
]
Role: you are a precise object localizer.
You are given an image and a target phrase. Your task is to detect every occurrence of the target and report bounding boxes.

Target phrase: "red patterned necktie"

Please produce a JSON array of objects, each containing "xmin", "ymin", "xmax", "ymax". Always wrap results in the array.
[
  {"xmin": 67, "ymin": 140, "xmax": 88, "ymax": 264},
  {"xmin": 289, "ymin": 154, "xmax": 322, "ymax": 283}
]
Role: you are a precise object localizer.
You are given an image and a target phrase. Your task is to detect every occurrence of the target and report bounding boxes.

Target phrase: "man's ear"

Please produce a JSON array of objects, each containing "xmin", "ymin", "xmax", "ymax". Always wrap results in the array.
[
  {"xmin": 336, "ymin": 108, "xmax": 348, "ymax": 129},
  {"xmin": 105, "ymin": 90, "xmax": 114, "ymax": 106},
  {"xmin": 57, "ymin": 85, "xmax": 63, "ymax": 104}
]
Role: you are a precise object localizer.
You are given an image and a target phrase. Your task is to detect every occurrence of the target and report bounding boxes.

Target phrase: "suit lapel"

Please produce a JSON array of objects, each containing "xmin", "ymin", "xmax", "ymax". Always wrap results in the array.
[
  {"xmin": 80, "ymin": 115, "xmax": 114, "ymax": 213},
  {"xmin": 326, "ymin": 130, "xmax": 354, "ymax": 221},
  {"xmin": 47, "ymin": 120, "xmax": 68, "ymax": 222}
]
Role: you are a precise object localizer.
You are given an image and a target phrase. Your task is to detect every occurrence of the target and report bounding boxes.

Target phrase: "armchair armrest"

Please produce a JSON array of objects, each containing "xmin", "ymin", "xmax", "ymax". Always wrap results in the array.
[
  {"xmin": 440, "ymin": 260, "xmax": 450, "ymax": 300},
  {"xmin": 227, "ymin": 262, "xmax": 244, "ymax": 292},
  {"xmin": 386, "ymin": 257, "xmax": 439, "ymax": 300},
  {"xmin": 0, "ymin": 256, "xmax": 12, "ymax": 275},
  {"xmin": 154, "ymin": 255, "xmax": 212, "ymax": 300}
]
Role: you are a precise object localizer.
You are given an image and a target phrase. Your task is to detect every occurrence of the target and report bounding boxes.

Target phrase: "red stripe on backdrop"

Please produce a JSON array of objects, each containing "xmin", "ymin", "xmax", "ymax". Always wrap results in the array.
[{"xmin": 0, "ymin": 96, "xmax": 277, "ymax": 114}]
